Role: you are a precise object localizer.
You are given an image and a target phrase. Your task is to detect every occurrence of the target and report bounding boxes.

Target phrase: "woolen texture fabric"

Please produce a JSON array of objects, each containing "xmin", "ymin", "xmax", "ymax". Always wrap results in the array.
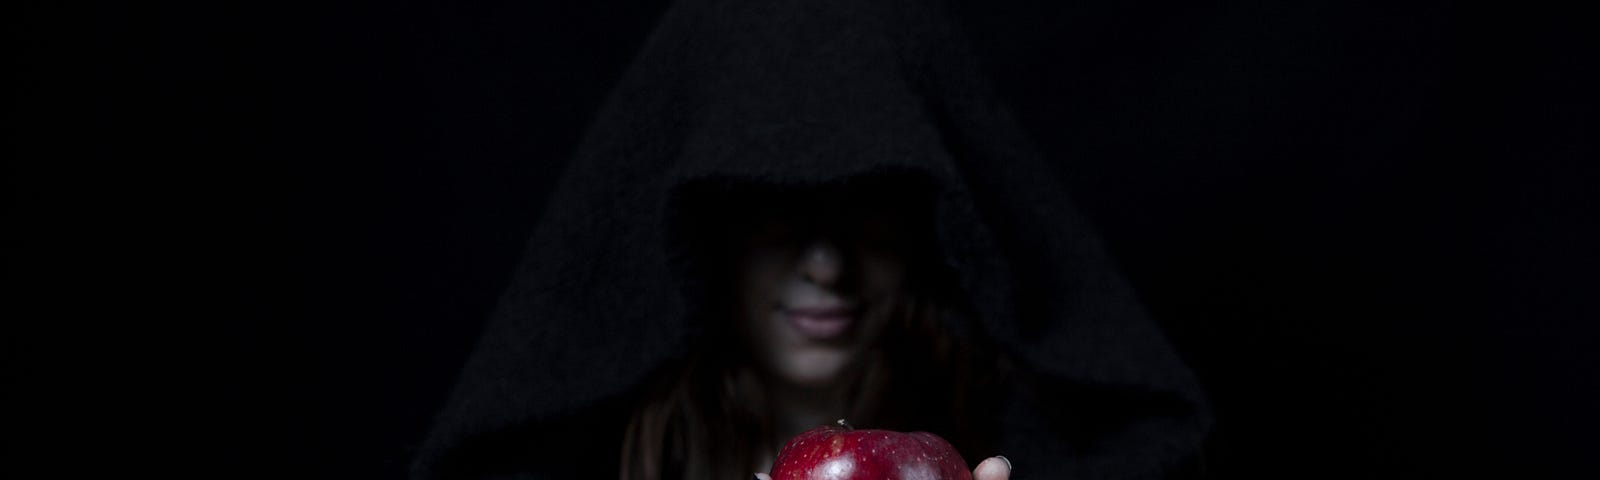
[{"xmin": 413, "ymin": 0, "xmax": 1211, "ymax": 478}]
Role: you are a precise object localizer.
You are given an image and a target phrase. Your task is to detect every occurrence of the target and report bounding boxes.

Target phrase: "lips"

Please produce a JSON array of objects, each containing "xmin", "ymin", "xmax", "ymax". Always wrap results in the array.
[{"xmin": 784, "ymin": 305, "xmax": 858, "ymax": 340}]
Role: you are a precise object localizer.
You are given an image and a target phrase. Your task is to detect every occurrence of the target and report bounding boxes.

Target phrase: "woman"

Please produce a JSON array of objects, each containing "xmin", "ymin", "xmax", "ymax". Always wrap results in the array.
[
  {"xmin": 414, "ymin": 0, "xmax": 1210, "ymax": 478},
  {"xmin": 630, "ymin": 178, "xmax": 1012, "ymax": 478}
]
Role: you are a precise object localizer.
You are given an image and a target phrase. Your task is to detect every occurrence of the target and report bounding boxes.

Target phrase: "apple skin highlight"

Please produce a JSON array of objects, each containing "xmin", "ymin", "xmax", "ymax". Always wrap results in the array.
[{"xmin": 769, "ymin": 422, "xmax": 972, "ymax": 480}]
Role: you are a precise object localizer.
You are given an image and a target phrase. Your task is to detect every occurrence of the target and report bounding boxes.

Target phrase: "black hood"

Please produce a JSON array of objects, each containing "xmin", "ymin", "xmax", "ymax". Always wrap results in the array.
[{"xmin": 414, "ymin": 0, "xmax": 1210, "ymax": 477}]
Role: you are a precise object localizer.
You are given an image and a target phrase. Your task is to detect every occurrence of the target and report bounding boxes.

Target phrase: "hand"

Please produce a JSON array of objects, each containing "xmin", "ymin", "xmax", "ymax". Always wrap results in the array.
[{"xmin": 754, "ymin": 455, "xmax": 1011, "ymax": 480}]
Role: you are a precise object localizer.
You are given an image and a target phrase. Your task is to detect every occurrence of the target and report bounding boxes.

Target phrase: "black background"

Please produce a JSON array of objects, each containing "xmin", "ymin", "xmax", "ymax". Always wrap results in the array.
[{"xmin": 11, "ymin": 0, "xmax": 1595, "ymax": 478}]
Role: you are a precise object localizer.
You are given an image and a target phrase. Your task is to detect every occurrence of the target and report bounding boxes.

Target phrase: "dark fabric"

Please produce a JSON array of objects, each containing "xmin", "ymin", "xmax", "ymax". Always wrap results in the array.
[{"xmin": 413, "ymin": 0, "xmax": 1211, "ymax": 478}]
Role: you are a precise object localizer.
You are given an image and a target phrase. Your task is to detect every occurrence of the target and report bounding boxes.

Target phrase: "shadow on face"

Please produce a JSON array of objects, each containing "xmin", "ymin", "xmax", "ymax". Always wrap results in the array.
[{"xmin": 673, "ymin": 175, "xmax": 943, "ymax": 388}]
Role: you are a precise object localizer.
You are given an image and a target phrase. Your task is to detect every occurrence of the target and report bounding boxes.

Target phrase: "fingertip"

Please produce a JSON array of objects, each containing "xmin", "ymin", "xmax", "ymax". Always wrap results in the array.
[
  {"xmin": 974, "ymin": 455, "xmax": 1012, "ymax": 480},
  {"xmin": 754, "ymin": 474, "xmax": 773, "ymax": 480}
]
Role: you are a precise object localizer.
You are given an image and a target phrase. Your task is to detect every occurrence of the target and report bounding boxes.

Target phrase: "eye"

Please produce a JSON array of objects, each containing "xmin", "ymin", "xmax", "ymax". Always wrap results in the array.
[
  {"xmin": 844, "ymin": 206, "xmax": 908, "ymax": 248},
  {"xmin": 750, "ymin": 219, "xmax": 802, "ymax": 246},
  {"xmin": 856, "ymin": 220, "xmax": 895, "ymax": 248}
]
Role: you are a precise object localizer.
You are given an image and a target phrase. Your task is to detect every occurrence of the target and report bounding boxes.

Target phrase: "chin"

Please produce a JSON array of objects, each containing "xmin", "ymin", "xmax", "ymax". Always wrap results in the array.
[{"xmin": 777, "ymin": 350, "xmax": 856, "ymax": 388}]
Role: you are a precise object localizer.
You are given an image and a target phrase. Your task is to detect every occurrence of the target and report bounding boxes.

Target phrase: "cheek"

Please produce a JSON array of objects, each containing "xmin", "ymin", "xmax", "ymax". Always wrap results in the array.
[
  {"xmin": 855, "ymin": 254, "xmax": 908, "ymax": 340},
  {"xmin": 735, "ymin": 250, "xmax": 788, "ymax": 336},
  {"xmin": 857, "ymin": 253, "xmax": 907, "ymax": 296}
]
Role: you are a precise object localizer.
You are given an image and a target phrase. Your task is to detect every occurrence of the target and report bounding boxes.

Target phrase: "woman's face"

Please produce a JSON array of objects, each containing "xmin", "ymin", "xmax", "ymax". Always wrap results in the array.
[{"xmin": 734, "ymin": 192, "xmax": 913, "ymax": 388}]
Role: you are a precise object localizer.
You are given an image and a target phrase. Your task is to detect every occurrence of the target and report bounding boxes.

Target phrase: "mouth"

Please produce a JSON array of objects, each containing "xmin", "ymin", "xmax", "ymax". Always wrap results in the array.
[{"xmin": 782, "ymin": 304, "xmax": 859, "ymax": 340}]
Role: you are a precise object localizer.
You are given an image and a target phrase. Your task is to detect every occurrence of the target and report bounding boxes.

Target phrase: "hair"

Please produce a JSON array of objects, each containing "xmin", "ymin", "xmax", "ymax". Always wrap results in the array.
[{"xmin": 621, "ymin": 176, "xmax": 1004, "ymax": 480}]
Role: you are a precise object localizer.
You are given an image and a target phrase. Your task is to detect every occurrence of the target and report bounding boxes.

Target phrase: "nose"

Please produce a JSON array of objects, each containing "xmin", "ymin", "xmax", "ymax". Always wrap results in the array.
[{"xmin": 798, "ymin": 240, "xmax": 844, "ymax": 287}]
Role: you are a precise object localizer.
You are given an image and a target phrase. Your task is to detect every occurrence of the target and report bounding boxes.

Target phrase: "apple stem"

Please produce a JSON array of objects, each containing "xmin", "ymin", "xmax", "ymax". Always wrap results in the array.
[{"xmin": 835, "ymin": 419, "xmax": 853, "ymax": 430}]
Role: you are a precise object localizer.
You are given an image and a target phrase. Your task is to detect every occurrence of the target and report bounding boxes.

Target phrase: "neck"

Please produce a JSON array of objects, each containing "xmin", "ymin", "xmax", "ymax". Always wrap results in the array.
[{"xmin": 767, "ymin": 378, "xmax": 848, "ymax": 446}]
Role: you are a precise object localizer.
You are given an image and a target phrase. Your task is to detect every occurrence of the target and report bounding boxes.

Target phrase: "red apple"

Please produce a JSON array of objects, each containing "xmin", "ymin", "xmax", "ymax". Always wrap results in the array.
[{"xmin": 769, "ymin": 420, "xmax": 972, "ymax": 480}]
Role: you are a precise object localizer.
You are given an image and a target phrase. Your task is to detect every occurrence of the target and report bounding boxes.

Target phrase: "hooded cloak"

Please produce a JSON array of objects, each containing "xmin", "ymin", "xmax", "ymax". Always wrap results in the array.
[{"xmin": 414, "ymin": 0, "xmax": 1210, "ymax": 478}]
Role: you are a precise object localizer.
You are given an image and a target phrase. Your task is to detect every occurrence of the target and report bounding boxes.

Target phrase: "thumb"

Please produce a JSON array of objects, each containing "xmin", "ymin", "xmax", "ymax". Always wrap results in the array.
[{"xmin": 974, "ymin": 456, "xmax": 1012, "ymax": 480}]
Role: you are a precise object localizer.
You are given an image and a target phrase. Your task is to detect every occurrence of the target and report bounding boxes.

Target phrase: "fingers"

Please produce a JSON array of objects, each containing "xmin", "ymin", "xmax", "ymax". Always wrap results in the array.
[
  {"xmin": 754, "ymin": 474, "xmax": 773, "ymax": 480},
  {"xmin": 973, "ymin": 455, "xmax": 1012, "ymax": 480}
]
